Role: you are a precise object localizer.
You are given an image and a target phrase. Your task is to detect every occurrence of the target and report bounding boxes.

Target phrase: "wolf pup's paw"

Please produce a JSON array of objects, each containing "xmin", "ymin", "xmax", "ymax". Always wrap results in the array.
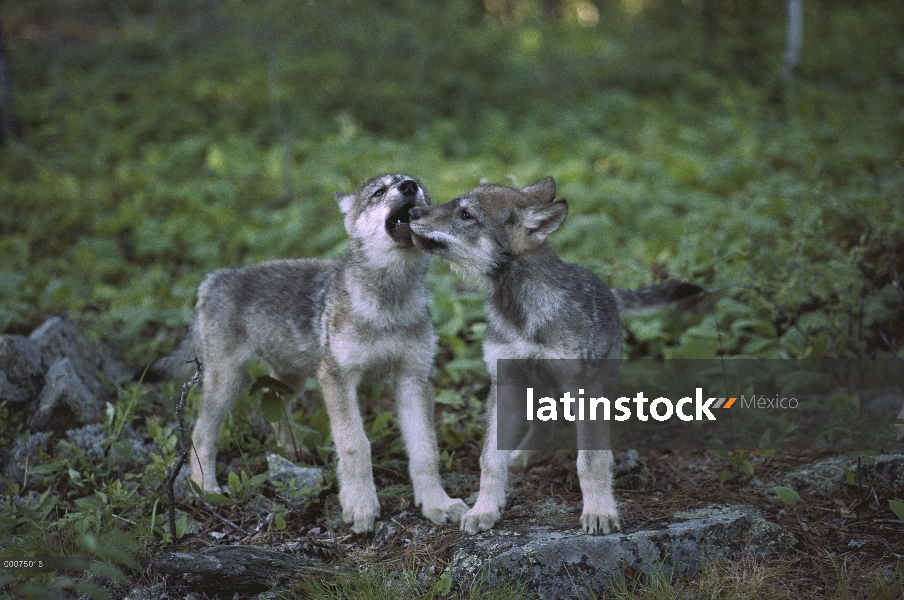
[
  {"xmin": 421, "ymin": 495, "xmax": 469, "ymax": 525},
  {"xmin": 460, "ymin": 505, "xmax": 502, "ymax": 535},
  {"xmin": 340, "ymin": 484, "xmax": 381, "ymax": 534},
  {"xmin": 580, "ymin": 510, "xmax": 620, "ymax": 535}
]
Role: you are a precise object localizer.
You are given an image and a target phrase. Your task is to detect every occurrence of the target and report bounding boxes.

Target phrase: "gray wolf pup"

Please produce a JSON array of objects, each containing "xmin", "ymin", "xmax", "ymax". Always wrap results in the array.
[
  {"xmin": 409, "ymin": 177, "xmax": 700, "ymax": 535},
  {"xmin": 148, "ymin": 174, "xmax": 468, "ymax": 533}
]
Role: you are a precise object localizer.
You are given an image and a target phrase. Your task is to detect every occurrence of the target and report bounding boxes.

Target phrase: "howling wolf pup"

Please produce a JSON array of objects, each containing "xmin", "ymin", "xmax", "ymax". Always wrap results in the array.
[
  {"xmin": 148, "ymin": 174, "xmax": 468, "ymax": 533},
  {"xmin": 409, "ymin": 177, "xmax": 700, "ymax": 535}
]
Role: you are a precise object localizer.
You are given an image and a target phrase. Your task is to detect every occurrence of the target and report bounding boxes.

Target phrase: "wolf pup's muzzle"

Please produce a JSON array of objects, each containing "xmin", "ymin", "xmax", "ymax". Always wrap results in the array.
[
  {"xmin": 386, "ymin": 179, "xmax": 419, "ymax": 246},
  {"xmin": 409, "ymin": 205, "xmax": 449, "ymax": 253}
]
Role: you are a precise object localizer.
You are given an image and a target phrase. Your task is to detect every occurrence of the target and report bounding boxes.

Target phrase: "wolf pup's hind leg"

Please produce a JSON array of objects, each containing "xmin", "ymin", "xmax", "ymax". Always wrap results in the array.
[{"xmin": 190, "ymin": 350, "xmax": 247, "ymax": 494}]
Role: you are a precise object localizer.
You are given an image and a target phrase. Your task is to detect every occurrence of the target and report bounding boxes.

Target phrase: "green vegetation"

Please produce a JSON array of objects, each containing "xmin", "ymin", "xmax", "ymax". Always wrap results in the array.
[
  {"xmin": 1, "ymin": 0, "xmax": 902, "ymax": 597},
  {"xmin": 2, "ymin": 0, "xmax": 902, "ymax": 361},
  {"xmin": 597, "ymin": 555, "xmax": 904, "ymax": 600}
]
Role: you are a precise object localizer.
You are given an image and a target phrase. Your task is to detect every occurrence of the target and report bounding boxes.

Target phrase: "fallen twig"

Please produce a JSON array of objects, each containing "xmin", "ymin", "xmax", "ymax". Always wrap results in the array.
[{"xmin": 165, "ymin": 357, "xmax": 202, "ymax": 547}]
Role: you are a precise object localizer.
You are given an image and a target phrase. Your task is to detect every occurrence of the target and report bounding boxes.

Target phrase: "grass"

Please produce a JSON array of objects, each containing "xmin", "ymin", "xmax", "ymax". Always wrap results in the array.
[{"xmin": 596, "ymin": 555, "xmax": 904, "ymax": 600}]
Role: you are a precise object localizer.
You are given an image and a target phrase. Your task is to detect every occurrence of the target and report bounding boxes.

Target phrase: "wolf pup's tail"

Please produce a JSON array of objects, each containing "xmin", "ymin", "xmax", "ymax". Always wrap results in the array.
[
  {"xmin": 613, "ymin": 281, "xmax": 704, "ymax": 315},
  {"xmin": 136, "ymin": 325, "xmax": 201, "ymax": 383}
]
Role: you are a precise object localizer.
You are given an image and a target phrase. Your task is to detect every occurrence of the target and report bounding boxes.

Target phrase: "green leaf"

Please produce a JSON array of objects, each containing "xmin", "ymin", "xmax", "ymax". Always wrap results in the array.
[
  {"xmin": 249, "ymin": 472, "xmax": 268, "ymax": 488},
  {"xmin": 889, "ymin": 500, "xmax": 904, "ymax": 522},
  {"xmin": 69, "ymin": 468, "xmax": 84, "ymax": 486},
  {"xmin": 249, "ymin": 375, "xmax": 295, "ymax": 396},
  {"xmin": 261, "ymin": 389, "xmax": 285, "ymax": 423},
  {"xmin": 435, "ymin": 389, "xmax": 464, "ymax": 408},
  {"xmin": 203, "ymin": 492, "xmax": 233, "ymax": 505},
  {"xmin": 441, "ymin": 425, "xmax": 466, "ymax": 449},
  {"xmin": 775, "ymin": 369, "xmax": 824, "ymax": 395},
  {"xmin": 176, "ymin": 512, "xmax": 187, "ymax": 538},
  {"xmin": 292, "ymin": 424, "xmax": 324, "ymax": 449},
  {"xmin": 28, "ymin": 462, "xmax": 64, "ymax": 476},
  {"xmin": 844, "ymin": 467, "xmax": 856, "ymax": 485},
  {"xmin": 377, "ymin": 484, "xmax": 412, "ymax": 501},
  {"xmin": 150, "ymin": 499, "xmax": 159, "ymax": 532},
  {"xmin": 275, "ymin": 514, "xmax": 287, "ymax": 530},
  {"xmin": 228, "ymin": 470, "xmax": 241, "ymax": 494},
  {"xmin": 773, "ymin": 486, "xmax": 800, "ymax": 506},
  {"xmin": 434, "ymin": 568, "xmax": 452, "ymax": 597},
  {"xmin": 711, "ymin": 449, "xmax": 731, "ymax": 463}
]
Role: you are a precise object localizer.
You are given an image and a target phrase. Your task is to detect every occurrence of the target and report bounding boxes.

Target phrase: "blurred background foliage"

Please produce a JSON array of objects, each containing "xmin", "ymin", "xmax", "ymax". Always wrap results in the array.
[{"xmin": 0, "ymin": 0, "xmax": 902, "ymax": 363}]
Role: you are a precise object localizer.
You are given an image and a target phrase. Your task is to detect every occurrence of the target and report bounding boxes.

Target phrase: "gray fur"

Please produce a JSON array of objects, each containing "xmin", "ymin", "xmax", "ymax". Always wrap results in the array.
[
  {"xmin": 613, "ymin": 281, "xmax": 703, "ymax": 315},
  {"xmin": 149, "ymin": 174, "xmax": 467, "ymax": 533}
]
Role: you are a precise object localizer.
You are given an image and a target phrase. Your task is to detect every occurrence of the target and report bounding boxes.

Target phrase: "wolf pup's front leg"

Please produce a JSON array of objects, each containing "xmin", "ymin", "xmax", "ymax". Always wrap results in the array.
[
  {"xmin": 318, "ymin": 361, "xmax": 380, "ymax": 533},
  {"xmin": 395, "ymin": 364, "xmax": 469, "ymax": 524},
  {"xmin": 460, "ymin": 382, "xmax": 509, "ymax": 534},
  {"xmin": 577, "ymin": 450, "xmax": 620, "ymax": 534}
]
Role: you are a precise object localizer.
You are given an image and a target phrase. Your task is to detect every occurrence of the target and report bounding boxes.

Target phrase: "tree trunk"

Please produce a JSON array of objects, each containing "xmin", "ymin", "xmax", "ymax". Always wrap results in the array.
[
  {"xmin": 784, "ymin": 0, "xmax": 803, "ymax": 77},
  {"xmin": 0, "ymin": 27, "xmax": 18, "ymax": 145}
]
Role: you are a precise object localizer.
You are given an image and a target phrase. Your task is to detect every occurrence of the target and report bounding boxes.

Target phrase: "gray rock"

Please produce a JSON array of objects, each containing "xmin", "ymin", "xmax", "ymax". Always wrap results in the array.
[
  {"xmin": 0, "ymin": 334, "xmax": 45, "ymax": 403},
  {"xmin": 449, "ymin": 505, "xmax": 795, "ymax": 599},
  {"xmin": 771, "ymin": 454, "xmax": 904, "ymax": 495},
  {"xmin": 111, "ymin": 422, "xmax": 160, "ymax": 467},
  {"xmin": 267, "ymin": 452, "xmax": 324, "ymax": 513},
  {"xmin": 29, "ymin": 358, "xmax": 104, "ymax": 433},
  {"xmin": 771, "ymin": 456, "xmax": 848, "ymax": 494},
  {"xmin": 864, "ymin": 454, "xmax": 904, "ymax": 492},
  {"xmin": 65, "ymin": 423, "xmax": 107, "ymax": 459},
  {"xmin": 267, "ymin": 452, "xmax": 324, "ymax": 492},
  {"xmin": 121, "ymin": 584, "xmax": 166, "ymax": 600},
  {"xmin": 614, "ymin": 449, "xmax": 649, "ymax": 490},
  {"xmin": 60, "ymin": 422, "xmax": 160, "ymax": 472},
  {"xmin": 2, "ymin": 432, "xmax": 51, "ymax": 484},
  {"xmin": 29, "ymin": 316, "xmax": 128, "ymax": 402},
  {"xmin": 161, "ymin": 508, "xmax": 204, "ymax": 536}
]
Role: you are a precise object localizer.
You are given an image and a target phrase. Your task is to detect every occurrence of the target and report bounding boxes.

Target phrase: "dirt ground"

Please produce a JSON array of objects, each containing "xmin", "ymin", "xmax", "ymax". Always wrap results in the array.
[{"xmin": 154, "ymin": 449, "xmax": 904, "ymax": 598}]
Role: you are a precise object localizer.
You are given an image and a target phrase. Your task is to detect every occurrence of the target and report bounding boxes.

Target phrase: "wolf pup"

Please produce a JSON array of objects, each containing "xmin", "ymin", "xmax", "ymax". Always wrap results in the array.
[
  {"xmin": 148, "ymin": 174, "xmax": 468, "ymax": 533},
  {"xmin": 410, "ymin": 177, "xmax": 699, "ymax": 535}
]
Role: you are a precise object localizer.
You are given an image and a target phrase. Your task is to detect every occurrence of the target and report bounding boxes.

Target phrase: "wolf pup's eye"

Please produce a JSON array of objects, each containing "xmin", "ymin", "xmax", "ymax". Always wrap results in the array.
[
  {"xmin": 372, "ymin": 188, "xmax": 386, "ymax": 198},
  {"xmin": 460, "ymin": 209, "xmax": 473, "ymax": 220}
]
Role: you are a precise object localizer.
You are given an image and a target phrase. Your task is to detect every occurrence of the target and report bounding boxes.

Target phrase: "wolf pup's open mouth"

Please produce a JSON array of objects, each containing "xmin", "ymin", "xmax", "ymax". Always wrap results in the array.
[{"xmin": 386, "ymin": 202, "xmax": 415, "ymax": 245}]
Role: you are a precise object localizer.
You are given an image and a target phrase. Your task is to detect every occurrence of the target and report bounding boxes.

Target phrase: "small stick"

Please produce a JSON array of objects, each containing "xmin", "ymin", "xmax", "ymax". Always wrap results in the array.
[{"xmin": 165, "ymin": 357, "xmax": 202, "ymax": 547}]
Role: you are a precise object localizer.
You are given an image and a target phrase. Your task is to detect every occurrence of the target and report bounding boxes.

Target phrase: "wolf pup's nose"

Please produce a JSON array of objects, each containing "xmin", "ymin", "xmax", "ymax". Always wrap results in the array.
[
  {"xmin": 409, "ymin": 206, "xmax": 423, "ymax": 220},
  {"xmin": 399, "ymin": 180, "xmax": 418, "ymax": 197}
]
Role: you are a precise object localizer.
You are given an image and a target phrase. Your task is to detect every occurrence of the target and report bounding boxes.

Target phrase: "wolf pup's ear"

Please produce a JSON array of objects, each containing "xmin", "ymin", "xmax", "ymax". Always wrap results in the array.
[
  {"xmin": 335, "ymin": 192, "xmax": 356, "ymax": 214},
  {"xmin": 520, "ymin": 199, "xmax": 568, "ymax": 243},
  {"xmin": 520, "ymin": 177, "xmax": 556, "ymax": 204}
]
